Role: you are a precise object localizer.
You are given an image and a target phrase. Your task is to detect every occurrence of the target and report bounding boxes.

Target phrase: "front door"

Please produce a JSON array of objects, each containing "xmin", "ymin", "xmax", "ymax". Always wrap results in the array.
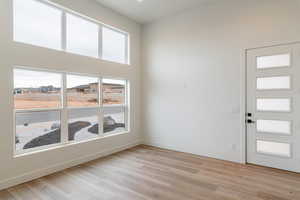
[{"xmin": 246, "ymin": 43, "xmax": 300, "ymax": 172}]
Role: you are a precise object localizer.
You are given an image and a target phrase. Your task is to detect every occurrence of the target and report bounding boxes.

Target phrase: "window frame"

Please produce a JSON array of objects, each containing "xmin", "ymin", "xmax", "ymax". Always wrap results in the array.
[
  {"xmin": 65, "ymin": 13, "xmax": 100, "ymax": 58},
  {"xmin": 102, "ymin": 78, "xmax": 129, "ymax": 135},
  {"xmin": 13, "ymin": 67, "xmax": 130, "ymax": 155},
  {"xmin": 102, "ymin": 26, "xmax": 130, "ymax": 65},
  {"xmin": 13, "ymin": 0, "xmax": 64, "ymax": 51},
  {"xmin": 65, "ymin": 73, "xmax": 101, "ymax": 143},
  {"xmin": 13, "ymin": 0, "xmax": 130, "ymax": 65}
]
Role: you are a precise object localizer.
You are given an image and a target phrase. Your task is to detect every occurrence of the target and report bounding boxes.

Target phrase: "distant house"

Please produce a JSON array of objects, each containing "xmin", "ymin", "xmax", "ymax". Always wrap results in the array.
[
  {"xmin": 40, "ymin": 85, "xmax": 55, "ymax": 93},
  {"xmin": 103, "ymin": 83, "xmax": 124, "ymax": 94},
  {"xmin": 67, "ymin": 82, "xmax": 98, "ymax": 93},
  {"xmin": 14, "ymin": 86, "xmax": 60, "ymax": 95}
]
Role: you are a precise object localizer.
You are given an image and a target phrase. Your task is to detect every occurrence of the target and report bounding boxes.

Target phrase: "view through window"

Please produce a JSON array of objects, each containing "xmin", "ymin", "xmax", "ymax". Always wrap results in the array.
[
  {"xmin": 67, "ymin": 75, "xmax": 100, "ymax": 142},
  {"xmin": 103, "ymin": 79, "xmax": 127, "ymax": 134},
  {"xmin": 14, "ymin": 69, "xmax": 62, "ymax": 152},
  {"xmin": 14, "ymin": 68, "xmax": 129, "ymax": 154}
]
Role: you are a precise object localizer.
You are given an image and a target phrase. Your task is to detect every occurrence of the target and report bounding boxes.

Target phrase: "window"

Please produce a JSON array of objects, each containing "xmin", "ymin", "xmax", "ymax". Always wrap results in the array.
[
  {"xmin": 102, "ymin": 79, "xmax": 127, "ymax": 135},
  {"xmin": 13, "ymin": 0, "xmax": 130, "ymax": 64},
  {"xmin": 68, "ymin": 108, "xmax": 99, "ymax": 142},
  {"xmin": 102, "ymin": 79, "xmax": 126, "ymax": 105},
  {"xmin": 66, "ymin": 75, "xmax": 99, "ymax": 107},
  {"xmin": 16, "ymin": 111, "xmax": 61, "ymax": 152},
  {"xmin": 14, "ymin": 0, "xmax": 62, "ymax": 50},
  {"xmin": 66, "ymin": 14, "xmax": 99, "ymax": 58},
  {"xmin": 67, "ymin": 75, "xmax": 100, "ymax": 142},
  {"xmin": 14, "ymin": 68, "xmax": 62, "ymax": 154},
  {"xmin": 14, "ymin": 69, "xmax": 62, "ymax": 110},
  {"xmin": 14, "ymin": 68, "xmax": 129, "ymax": 154},
  {"xmin": 103, "ymin": 106, "xmax": 126, "ymax": 135},
  {"xmin": 102, "ymin": 27, "xmax": 128, "ymax": 64}
]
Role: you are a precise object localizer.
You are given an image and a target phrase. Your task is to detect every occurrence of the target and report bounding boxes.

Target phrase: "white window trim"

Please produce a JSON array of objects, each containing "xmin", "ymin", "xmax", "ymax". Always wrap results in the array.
[
  {"xmin": 14, "ymin": 0, "xmax": 130, "ymax": 65},
  {"xmin": 14, "ymin": 67, "xmax": 130, "ymax": 155}
]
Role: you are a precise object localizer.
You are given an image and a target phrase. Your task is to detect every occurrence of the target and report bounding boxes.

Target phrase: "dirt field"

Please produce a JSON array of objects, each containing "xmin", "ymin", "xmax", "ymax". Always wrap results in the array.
[{"xmin": 14, "ymin": 93, "xmax": 124, "ymax": 109}]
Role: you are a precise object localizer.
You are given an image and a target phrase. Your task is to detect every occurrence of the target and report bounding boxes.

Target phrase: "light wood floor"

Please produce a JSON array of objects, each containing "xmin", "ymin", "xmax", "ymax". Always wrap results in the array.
[{"xmin": 1, "ymin": 145, "xmax": 300, "ymax": 200}]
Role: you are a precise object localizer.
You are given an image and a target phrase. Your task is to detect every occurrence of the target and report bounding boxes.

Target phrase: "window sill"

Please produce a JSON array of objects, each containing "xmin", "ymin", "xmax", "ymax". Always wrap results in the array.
[
  {"xmin": 14, "ymin": 130, "xmax": 130, "ymax": 158},
  {"xmin": 14, "ymin": 41, "xmax": 130, "ymax": 67}
]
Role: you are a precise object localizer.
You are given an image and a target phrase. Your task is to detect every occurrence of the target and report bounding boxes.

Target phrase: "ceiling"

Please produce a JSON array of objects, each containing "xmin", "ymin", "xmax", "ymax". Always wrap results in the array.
[{"xmin": 95, "ymin": 0, "xmax": 212, "ymax": 24}]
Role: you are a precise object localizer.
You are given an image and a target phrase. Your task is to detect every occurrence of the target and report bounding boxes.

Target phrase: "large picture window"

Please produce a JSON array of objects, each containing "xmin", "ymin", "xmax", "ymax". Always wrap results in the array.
[
  {"xmin": 13, "ymin": 68, "xmax": 129, "ymax": 154},
  {"xmin": 13, "ymin": 0, "xmax": 129, "ymax": 64}
]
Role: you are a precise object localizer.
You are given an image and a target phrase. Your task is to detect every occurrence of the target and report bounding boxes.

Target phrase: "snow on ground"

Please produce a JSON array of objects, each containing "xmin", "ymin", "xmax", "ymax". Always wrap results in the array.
[
  {"xmin": 70, "ymin": 116, "xmax": 98, "ymax": 142},
  {"xmin": 16, "ymin": 113, "xmax": 124, "ymax": 152},
  {"xmin": 16, "ymin": 121, "xmax": 59, "ymax": 151}
]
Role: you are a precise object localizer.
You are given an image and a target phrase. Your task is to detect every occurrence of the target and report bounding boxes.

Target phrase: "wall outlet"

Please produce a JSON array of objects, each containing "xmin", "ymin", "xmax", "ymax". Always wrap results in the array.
[{"xmin": 231, "ymin": 144, "xmax": 237, "ymax": 151}]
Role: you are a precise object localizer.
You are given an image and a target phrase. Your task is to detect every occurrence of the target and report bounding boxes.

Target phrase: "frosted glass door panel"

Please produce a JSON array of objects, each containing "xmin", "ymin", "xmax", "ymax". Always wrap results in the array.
[
  {"xmin": 257, "ymin": 140, "xmax": 291, "ymax": 157},
  {"xmin": 257, "ymin": 76, "xmax": 291, "ymax": 90},
  {"xmin": 257, "ymin": 54, "xmax": 290, "ymax": 69},
  {"xmin": 257, "ymin": 98, "xmax": 291, "ymax": 112},
  {"xmin": 257, "ymin": 120, "xmax": 291, "ymax": 135}
]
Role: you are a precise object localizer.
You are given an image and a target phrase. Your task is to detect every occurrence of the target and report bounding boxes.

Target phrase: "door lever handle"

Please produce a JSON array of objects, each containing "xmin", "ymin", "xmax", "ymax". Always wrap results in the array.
[{"xmin": 247, "ymin": 119, "xmax": 255, "ymax": 124}]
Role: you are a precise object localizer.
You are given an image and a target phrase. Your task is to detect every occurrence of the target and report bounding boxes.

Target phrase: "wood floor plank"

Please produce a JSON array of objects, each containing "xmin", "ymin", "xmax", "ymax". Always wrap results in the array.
[
  {"xmin": 8, "ymin": 184, "xmax": 43, "ymax": 200},
  {"xmin": 1, "ymin": 145, "xmax": 300, "ymax": 200},
  {"xmin": 0, "ymin": 190, "xmax": 16, "ymax": 200},
  {"xmin": 26, "ymin": 179, "xmax": 69, "ymax": 200}
]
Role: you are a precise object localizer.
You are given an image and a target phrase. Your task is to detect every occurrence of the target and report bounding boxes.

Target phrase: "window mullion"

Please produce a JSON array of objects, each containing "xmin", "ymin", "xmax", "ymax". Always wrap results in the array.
[
  {"xmin": 61, "ymin": 73, "xmax": 68, "ymax": 143},
  {"xmin": 99, "ymin": 78, "xmax": 104, "ymax": 137},
  {"xmin": 61, "ymin": 11, "xmax": 67, "ymax": 51},
  {"xmin": 125, "ymin": 35, "xmax": 129, "ymax": 65},
  {"xmin": 125, "ymin": 80, "xmax": 130, "ymax": 132},
  {"xmin": 98, "ymin": 25, "xmax": 103, "ymax": 59}
]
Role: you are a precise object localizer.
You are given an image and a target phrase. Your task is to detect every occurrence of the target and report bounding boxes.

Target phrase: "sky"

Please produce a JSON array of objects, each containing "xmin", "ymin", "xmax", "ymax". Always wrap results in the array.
[
  {"xmin": 14, "ymin": 69, "xmax": 62, "ymax": 88},
  {"xmin": 14, "ymin": 69, "xmax": 125, "ymax": 89}
]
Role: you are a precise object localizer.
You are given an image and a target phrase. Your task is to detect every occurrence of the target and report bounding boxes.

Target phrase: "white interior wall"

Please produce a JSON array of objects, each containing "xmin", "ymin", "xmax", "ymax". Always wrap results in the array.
[
  {"xmin": 0, "ymin": 0, "xmax": 141, "ymax": 189},
  {"xmin": 142, "ymin": 0, "xmax": 300, "ymax": 163}
]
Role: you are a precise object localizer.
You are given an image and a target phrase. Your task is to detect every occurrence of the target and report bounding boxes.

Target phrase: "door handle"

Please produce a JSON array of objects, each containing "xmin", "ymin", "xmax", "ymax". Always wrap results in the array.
[{"xmin": 247, "ymin": 119, "xmax": 255, "ymax": 124}]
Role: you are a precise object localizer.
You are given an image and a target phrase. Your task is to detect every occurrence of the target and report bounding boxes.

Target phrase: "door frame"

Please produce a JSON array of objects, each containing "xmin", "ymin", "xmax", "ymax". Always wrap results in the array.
[{"xmin": 240, "ymin": 41, "xmax": 300, "ymax": 164}]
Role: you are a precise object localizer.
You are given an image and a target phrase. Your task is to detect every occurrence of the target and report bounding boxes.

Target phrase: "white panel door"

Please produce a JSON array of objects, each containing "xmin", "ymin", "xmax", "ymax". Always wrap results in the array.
[{"xmin": 246, "ymin": 43, "xmax": 300, "ymax": 172}]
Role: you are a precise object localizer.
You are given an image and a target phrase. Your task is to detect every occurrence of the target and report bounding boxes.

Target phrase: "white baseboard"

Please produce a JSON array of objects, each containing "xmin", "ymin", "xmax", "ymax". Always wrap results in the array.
[
  {"xmin": 144, "ymin": 140, "xmax": 241, "ymax": 164},
  {"xmin": 0, "ymin": 140, "xmax": 141, "ymax": 191}
]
